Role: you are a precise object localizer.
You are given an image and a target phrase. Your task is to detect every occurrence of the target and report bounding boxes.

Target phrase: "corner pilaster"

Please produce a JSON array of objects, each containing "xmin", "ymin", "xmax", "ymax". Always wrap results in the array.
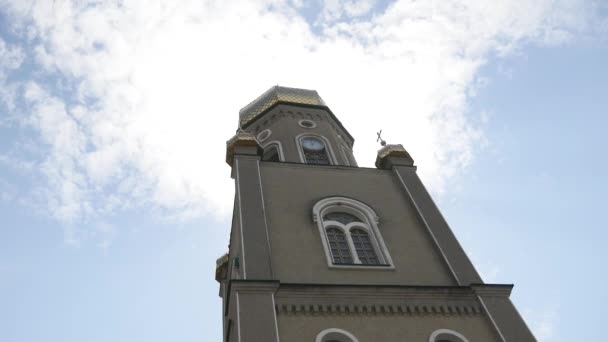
[
  {"xmin": 227, "ymin": 132, "xmax": 274, "ymax": 280},
  {"xmin": 377, "ymin": 144, "xmax": 483, "ymax": 285},
  {"xmin": 230, "ymin": 281, "xmax": 281, "ymax": 342},
  {"xmin": 472, "ymin": 285, "xmax": 537, "ymax": 342}
]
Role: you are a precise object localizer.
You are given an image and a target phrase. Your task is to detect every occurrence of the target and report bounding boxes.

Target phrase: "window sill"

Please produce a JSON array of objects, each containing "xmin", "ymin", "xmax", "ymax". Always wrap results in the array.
[{"xmin": 328, "ymin": 263, "xmax": 395, "ymax": 270}]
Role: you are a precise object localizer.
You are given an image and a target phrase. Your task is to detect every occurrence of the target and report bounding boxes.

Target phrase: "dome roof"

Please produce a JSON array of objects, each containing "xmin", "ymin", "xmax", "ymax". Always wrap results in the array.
[{"xmin": 239, "ymin": 86, "xmax": 327, "ymax": 127}]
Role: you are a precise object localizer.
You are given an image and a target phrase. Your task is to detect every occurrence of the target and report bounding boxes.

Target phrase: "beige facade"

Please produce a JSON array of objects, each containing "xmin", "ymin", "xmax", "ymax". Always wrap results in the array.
[{"xmin": 216, "ymin": 86, "xmax": 536, "ymax": 342}]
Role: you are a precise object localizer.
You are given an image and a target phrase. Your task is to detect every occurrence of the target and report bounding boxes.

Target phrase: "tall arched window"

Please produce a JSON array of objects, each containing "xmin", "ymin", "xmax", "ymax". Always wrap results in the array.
[
  {"xmin": 429, "ymin": 329, "xmax": 470, "ymax": 342},
  {"xmin": 350, "ymin": 228, "xmax": 379, "ymax": 264},
  {"xmin": 298, "ymin": 135, "xmax": 333, "ymax": 165},
  {"xmin": 315, "ymin": 328, "xmax": 359, "ymax": 342},
  {"xmin": 326, "ymin": 227, "xmax": 353, "ymax": 264},
  {"xmin": 313, "ymin": 197, "xmax": 393, "ymax": 268}
]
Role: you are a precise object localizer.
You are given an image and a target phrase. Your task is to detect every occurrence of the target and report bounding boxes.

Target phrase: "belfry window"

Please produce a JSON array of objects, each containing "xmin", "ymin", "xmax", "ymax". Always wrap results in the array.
[
  {"xmin": 261, "ymin": 142, "xmax": 283, "ymax": 162},
  {"xmin": 313, "ymin": 197, "xmax": 393, "ymax": 268},
  {"xmin": 301, "ymin": 137, "xmax": 330, "ymax": 165},
  {"xmin": 262, "ymin": 145, "xmax": 280, "ymax": 162}
]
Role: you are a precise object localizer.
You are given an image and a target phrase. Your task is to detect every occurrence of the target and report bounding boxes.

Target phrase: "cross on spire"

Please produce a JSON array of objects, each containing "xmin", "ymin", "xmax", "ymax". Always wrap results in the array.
[{"xmin": 376, "ymin": 130, "xmax": 386, "ymax": 146}]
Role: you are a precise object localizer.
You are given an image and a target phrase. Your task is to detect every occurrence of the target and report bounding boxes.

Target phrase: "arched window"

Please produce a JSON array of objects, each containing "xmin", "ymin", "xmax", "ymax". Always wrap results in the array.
[
  {"xmin": 326, "ymin": 227, "xmax": 353, "ymax": 264},
  {"xmin": 429, "ymin": 329, "xmax": 470, "ymax": 342},
  {"xmin": 315, "ymin": 328, "xmax": 359, "ymax": 342},
  {"xmin": 263, "ymin": 145, "xmax": 280, "ymax": 162},
  {"xmin": 350, "ymin": 228, "xmax": 379, "ymax": 264},
  {"xmin": 313, "ymin": 197, "xmax": 393, "ymax": 268},
  {"xmin": 261, "ymin": 141, "xmax": 284, "ymax": 162},
  {"xmin": 297, "ymin": 135, "xmax": 333, "ymax": 165}
]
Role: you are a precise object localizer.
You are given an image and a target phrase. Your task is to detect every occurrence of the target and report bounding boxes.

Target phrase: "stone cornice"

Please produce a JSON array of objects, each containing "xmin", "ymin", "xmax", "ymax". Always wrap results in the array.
[
  {"xmin": 271, "ymin": 283, "xmax": 511, "ymax": 317},
  {"xmin": 471, "ymin": 284, "xmax": 514, "ymax": 297},
  {"xmin": 259, "ymin": 160, "xmax": 392, "ymax": 175},
  {"xmin": 224, "ymin": 281, "xmax": 510, "ymax": 320},
  {"xmin": 276, "ymin": 283, "xmax": 479, "ymax": 300},
  {"xmin": 277, "ymin": 302, "xmax": 482, "ymax": 317},
  {"xmin": 225, "ymin": 131, "xmax": 261, "ymax": 166},
  {"xmin": 230, "ymin": 280, "xmax": 280, "ymax": 294}
]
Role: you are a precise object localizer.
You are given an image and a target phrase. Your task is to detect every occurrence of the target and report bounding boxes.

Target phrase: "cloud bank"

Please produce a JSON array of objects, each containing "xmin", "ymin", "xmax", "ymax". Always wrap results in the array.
[{"xmin": 0, "ymin": 0, "xmax": 602, "ymax": 224}]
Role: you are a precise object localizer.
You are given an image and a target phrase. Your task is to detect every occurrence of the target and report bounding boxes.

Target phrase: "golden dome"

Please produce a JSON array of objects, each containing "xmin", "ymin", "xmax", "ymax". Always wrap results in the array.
[{"xmin": 239, "ymin": 86, "xmax": 327, "ymax": 127}]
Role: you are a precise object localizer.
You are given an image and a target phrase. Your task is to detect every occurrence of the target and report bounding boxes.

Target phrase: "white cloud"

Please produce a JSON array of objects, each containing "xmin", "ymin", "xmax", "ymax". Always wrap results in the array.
[
  {"xmin": 0, "ymin": 37, "xmax": 24, "ymax": 112},
  {"xmin": 319, "ymin": 0, "xmax": 377, "ymax": 22},
  {"xmin": 0, "ymin": 0, "xmax": 602, "ymax": 227},
  {"xmin": 0, "ymin": 37, "xmax": 23, "ymax": 70}
]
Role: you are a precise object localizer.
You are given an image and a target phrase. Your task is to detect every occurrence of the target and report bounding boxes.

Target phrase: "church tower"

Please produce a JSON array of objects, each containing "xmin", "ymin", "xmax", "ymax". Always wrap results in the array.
[{"xmin": 215, "ymin": 86, "xmax": 535, "ymax": 342}]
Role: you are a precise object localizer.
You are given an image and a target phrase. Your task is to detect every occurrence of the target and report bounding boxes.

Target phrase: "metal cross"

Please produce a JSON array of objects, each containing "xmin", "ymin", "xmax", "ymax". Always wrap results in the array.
[{"xmin": 376, "ymin": 130, "xmax": 386, "ymax": 146}]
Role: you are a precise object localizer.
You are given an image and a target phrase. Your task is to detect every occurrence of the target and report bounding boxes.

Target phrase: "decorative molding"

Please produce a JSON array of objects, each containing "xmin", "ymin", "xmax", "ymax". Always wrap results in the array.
[
  {"xmin": 277, "ymin": 302, "xmax": 482, "ymax": 317},
  {"xmin": 258, "ymin": 161, "xmax": 392, "ymax": 175},
  {"xmin": 231, "ymin": 280, "xmax": 280, "ymax": 294},
  {"xmin": 429, "ymin": 329, "xmax": 471, "ymax": 342},
  {"xmin": 257, "ymin": 129, "xmax": 272, "ymax": 142},
  {"xmin": 471, "ymin": 284, "xmax": 513, "ymax": 297},
  {"xmin": 248, "ymin": 107, "xmax": 354, "ymax": 147},
  {"xmin": 298, "ymin": 119, "xmax": 317, "ymax": 128},
  {"xmin": 316, "ymin": 328, "xmax": 359, "ymax": 342}
]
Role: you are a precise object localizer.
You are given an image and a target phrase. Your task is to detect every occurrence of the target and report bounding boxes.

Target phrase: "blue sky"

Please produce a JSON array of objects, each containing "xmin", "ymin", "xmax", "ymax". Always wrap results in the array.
[{"xmin": 0, "ymin": 1, "xmax": 607, "ymax": 341}]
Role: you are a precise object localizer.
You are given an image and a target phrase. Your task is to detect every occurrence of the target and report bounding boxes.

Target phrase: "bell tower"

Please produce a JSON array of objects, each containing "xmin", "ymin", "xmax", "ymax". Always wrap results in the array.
[{"xmin": 215, "ymin": 86, "xmax": 536, "ymax": 342}]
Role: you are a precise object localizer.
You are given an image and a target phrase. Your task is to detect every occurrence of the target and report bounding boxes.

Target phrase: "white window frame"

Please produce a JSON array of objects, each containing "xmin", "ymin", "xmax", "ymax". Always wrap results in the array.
[
  {"xmin": 295, "ymin": 133, "xmax": 337, "ymax": 165},
  {"xmin": 315, "ymin": 328, "xmax": 359, "ymax": 342},
  {"xmin": 261, "ymin": 140, "xmax": 285, "ymax": 162},
  {"xmin": 429, "ymin": 329, "xmax": 470, "ymax": 342},
  {"xmin": 256, "ymin": 128, "xmax": 272, "ymax": 142},
  {"xmin": 298, "ymin": 119, "xmax": 317, "ymax": 129},
  {"xmin": 312, "ymin": 197, "xmax": 394, "ymax": 269}
]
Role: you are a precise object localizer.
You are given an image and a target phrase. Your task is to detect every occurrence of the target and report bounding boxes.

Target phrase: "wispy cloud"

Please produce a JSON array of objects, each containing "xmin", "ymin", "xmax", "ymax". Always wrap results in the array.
[
  {"xmin": 319, "ymin": 0, "xmax": 378, "ymax": 22},
  {"xmin": 0, "ymin": 36, "xmax": 24, "ymax": 113},
  {"xmin": 0, "ymin": 0, "xmax": 603, "ymax": 229}
]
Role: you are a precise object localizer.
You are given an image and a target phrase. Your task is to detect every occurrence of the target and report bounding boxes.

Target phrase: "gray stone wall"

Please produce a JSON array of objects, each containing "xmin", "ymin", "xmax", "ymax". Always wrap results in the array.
[{"xmin": 259, "ymin": 162, "xmax": 457, "ymax": 286}]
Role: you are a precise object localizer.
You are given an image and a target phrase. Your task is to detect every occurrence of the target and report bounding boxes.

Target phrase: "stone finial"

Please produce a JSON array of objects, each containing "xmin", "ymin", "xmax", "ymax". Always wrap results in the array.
[
  {"xmin": 226, "ymin": 131, "xmax": 262, "ymax": 166},
  {"xmin": 375, "ymin": 144, "xmax": 415, "ymax": 169}
]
